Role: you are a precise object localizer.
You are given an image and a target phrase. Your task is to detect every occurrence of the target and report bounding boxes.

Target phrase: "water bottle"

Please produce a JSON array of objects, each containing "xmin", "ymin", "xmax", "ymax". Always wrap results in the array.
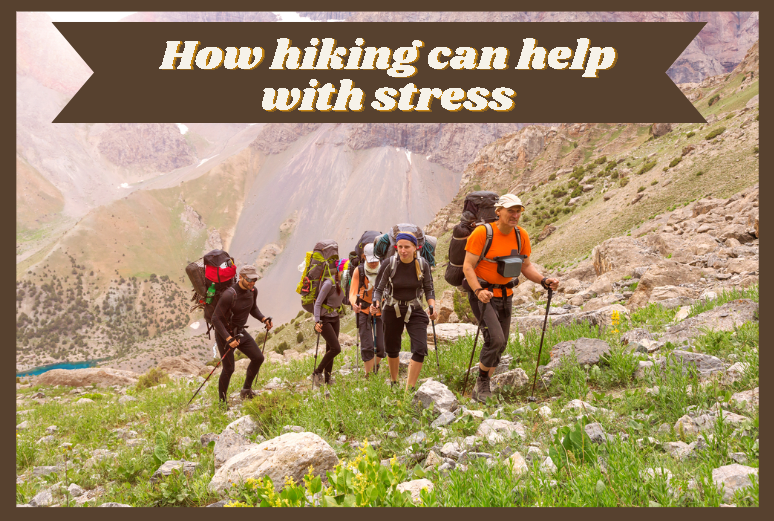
[{"xmin": 205, "ymin": 283, "xmax": 216, "ymax": 304}]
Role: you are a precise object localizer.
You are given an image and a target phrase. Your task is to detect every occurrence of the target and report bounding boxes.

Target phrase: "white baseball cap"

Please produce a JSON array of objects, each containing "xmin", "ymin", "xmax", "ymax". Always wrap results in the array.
[
  {"xmin": 364, "ymin": 243, "xmax": 378, "ymax": 263},
  {"xmin": 496, "ymin": 194, "xmax": 525, "ymax": 209}
]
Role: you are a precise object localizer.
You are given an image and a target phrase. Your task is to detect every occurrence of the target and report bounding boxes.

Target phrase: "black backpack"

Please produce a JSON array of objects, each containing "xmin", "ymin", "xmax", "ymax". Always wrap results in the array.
[
  {"xmin": 186, "ymin": 249, "xmax": 238, "ymax": 338},
  {"xmin": 444, "ymin": 191, "xmax": 499, "ymax": 287}
]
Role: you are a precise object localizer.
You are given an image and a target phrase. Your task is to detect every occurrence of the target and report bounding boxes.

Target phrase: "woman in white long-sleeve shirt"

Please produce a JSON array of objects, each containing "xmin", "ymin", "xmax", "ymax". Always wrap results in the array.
[{"xmin": 312, "ymin": 269, "xmax": 346, "ymax": 387}]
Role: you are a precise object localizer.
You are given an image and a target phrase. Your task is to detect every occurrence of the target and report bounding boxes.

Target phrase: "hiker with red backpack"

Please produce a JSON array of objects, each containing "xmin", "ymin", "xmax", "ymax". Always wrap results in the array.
[
  {"xmin": 462, "ymin": 194, "xmax": 559, "ymax": 403},
  {"xmin": 211, "ymin": 265, "xmax": 273, "ymax": 407},
  {"xmin": 350, "ymin": 243, "xmax": 385, "ymax": 376},
  {"xmin": 371, "ymin": 230, "xmax": 438, "ymax": 391}
]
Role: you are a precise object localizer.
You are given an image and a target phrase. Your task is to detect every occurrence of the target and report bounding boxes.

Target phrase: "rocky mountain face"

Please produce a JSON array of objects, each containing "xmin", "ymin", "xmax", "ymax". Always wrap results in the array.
[
  {"xmin": 348, "ymin": 11, "xmax": 759, "ymax": 83},
  {"xmin": 121, "ymin": 12, "xmax": 278, "ymax": 22},
  {"xmin": 97, "ymin": 124, "xmax": 197, "ymax": 173}
]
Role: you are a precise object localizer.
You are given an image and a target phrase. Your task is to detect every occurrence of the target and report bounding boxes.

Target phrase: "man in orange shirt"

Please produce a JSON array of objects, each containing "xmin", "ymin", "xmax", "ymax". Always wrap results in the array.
[{"xmin": 462, "ymin": 193, "xmax": 559, "ymax": 403}]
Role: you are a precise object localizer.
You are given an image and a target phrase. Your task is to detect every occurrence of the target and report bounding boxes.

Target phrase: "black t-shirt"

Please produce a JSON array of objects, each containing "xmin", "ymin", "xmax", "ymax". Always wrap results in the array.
[
  {"xmin": 373, "ymin": 257, "xmax": 435, "ymax": 303},
  {"xmin": 212, "ymin": 283, "xmax": 265, "ymax": 340}
]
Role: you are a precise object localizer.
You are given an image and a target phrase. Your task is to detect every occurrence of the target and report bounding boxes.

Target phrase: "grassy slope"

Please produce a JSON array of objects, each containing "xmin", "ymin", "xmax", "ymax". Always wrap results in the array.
[{"xmin": 16, "ymin": 286, "xmax": 759, "ymax": 507}]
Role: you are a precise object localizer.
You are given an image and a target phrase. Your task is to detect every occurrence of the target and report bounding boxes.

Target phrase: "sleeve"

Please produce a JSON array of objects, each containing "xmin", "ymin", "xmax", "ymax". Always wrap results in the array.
[
  {"xmin": 422, "ymin": 260, "xmax": 435, "ymax": 302},
  {"xmin": 372, "ymin": 259, "xmax": 390, "ymax": 303},
  {"xmin": 314, "ymin": 279, "xmax": 333, "ymax": 322},
  {"xmin": 212, "ymin": 289, "xmax": 235, "ymax": 340},
  {"xmin": 249, "ymin": 289, "xmax": 266, "ymax": 323},
  {"xmin": 464, "ymin": 225, "xmax": 486, "ymax": 256},
  {"xmin": 519, "ymin": 227, "xmax": 532, "ymax": 258}
]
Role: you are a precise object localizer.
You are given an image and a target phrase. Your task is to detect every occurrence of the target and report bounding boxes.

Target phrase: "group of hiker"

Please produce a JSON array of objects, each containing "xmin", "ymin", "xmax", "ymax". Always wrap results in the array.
[{"xmin": 188, "ymin": 192, "xmax": 558, "ymax": 409}]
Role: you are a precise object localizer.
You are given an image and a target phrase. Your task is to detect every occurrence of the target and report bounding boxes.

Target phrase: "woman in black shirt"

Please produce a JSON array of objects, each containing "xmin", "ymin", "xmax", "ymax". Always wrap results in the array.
[{"xmin": 371, "ymin": 232, "xmax": 438, "ymax": 391}]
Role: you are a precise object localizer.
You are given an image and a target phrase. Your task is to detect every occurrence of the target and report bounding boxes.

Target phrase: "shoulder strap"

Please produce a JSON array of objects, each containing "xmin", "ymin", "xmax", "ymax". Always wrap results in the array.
[
  {"xmin": 358, "ymin": 263, "xmax": 367, "ymax": 290},
  {"xmin": 515, "ymin": 226, "xmax": 522, "ymax": 253},
  {"xmin": 475, "ymin": 223, "xmax": 495, "ymax": 269}
]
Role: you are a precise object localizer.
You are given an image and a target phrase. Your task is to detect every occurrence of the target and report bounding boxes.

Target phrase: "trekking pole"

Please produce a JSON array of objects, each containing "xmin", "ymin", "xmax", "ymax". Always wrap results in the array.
[
  {"xmin": 355, "ymin": 309, "xmax": 360, "ymax": 373},
  {"xmin": 429, "ymin": 306, "xmax": 441, "ymax": 379},
  {"xmin": 529, "ymin": 289, "xmax": 554, "ymax": 402},
  {"xmin": 186, "ymin": 344, "xmax": 234, "ymax": 407},
  {"xmin": 463, "ymin": 301, "xmax": 488, "ymax": 396},
  {"xmin": 260, "ymin": 317, "xmax": 272, "ymax": 355},
  {"xmin": 372, "ymin": 314, "xmax": 378, "ymax": 365},
  {"xmin": 313, "ymin": 327, "xmax": 321, "ymax": 389}
]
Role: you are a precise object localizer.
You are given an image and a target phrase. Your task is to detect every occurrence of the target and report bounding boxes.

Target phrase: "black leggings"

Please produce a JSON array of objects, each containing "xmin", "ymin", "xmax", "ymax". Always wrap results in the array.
[
  {"xmin": 382, "ymin": 304, "xmax": 428, "ymax": 363},
  {"xmin": 314, "ymin": 315, "xmax": 341, "ymax": 381},
  {"xmin": 215, "ymin": 330, "xmax": 264, "ymax": 402}
]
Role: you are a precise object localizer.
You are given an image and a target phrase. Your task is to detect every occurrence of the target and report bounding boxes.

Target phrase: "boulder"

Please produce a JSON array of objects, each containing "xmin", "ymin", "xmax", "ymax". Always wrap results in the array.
[
  {"xmin": 627, "ymin": 261, "xmax": 701, "ymax": 309},
  {"xmin": 592, "ymin": 237, "xmax": 659, "ymax": 276},
  {"xmin": 661, "ymin": 299, "xmax": 758, "ymax": 345},
  {"xmin": 559, "ymin": 278, "xmax": 583, "ymax": 294},
  {"xmin": 208, "ymin": 432, "xmax": 338, "ymax": 493},
  {"xmin": 34, "ymin": 368, "xmax": 139, "ymax": 388},
  {"xmin": 430, "ymin": 412, "xmax": 456, "ymax": 428},
  {"xmin": 663, "ymin": 350, "xmax": 724, "ymax": 377},
  {"xmin": 730, "ymin": 388, "xmax": 759, "ymax": 411},
  {"xmin": 536, "ymin": 224, "xmax": 557, "ymax": 242},
  {"xmin": 692, "ymin": 197, "xmax": 725, "ymax": 217},
  {"xmin": 224, "ymin": 416, "xmax": 259, "ymax": 437},
  {"xmin": 156, "ymin": 354, "xmax": 209, "ymax": 378},
  {"xmin": 712, "ymin": 464, "xmax": 758, "ymax": 502},
  {"xmin": 428, "ymin": 323, "xmax": 479, "ymax": 344},
  {"xmin": 30, "ymin": 489, "xmax": 54, "ymax": 507},
  {"xmin": 650, "ymin": 123, "xmax": 672, "ymax": 137},
  {"xmin": 150, "ymin": 460, "xmax": 199, "ymax": 483},
  {"xmin": 546, "ymin": 338, "xmax": 611, "ymax": 370},
  {"xmin": 490, "ymin": 368, "xmax": 529, "ymax": 393},
  {"xmin": 476, "ymin": 419, "xmax": 526, "ymax": 439},
  {"xmin": 396, "ymin": 479, "xmax": 434, "ymax": 502},
  {"xmin": 424, "ymin": 450, "xmax": 443, "ymax": 468},
  {"xmin": 436, "ymin": 290, "xmax": 455, "ymax": 324},
  {"xmin": 583, "ymin": 293, "xmax": 625, "ymax": 311},
  {"xmin": 584, "ymin": 423, "xmax": 607, "ymax": 444},
  {"xmin": 214, "ymin": 431, "xmax": 259, "ymax": 471},
  {"xmin": 412, "ymin": 380, "xmax": 458, "ymax": 414},
  {"xmin": 508, "ymin": 452, "xmax": 529, "ymax": 476},
  {"xmin": 620, "ymin": 328, "xmax": 654, "ymax": 345}
]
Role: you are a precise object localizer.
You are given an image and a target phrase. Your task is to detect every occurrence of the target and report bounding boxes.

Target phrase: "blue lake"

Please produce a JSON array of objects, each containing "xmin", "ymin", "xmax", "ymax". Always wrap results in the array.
[{"xmin": 16, "ymin": 359, "xmax": 107, "ymax": 377}]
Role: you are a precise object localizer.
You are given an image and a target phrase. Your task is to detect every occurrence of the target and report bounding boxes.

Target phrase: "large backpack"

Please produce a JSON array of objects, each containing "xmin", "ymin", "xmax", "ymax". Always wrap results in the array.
[
  {"xmin": 296, "ymin": 240, "xmax": 340, "ymax": 313},
  {"xmin": 444, "ymin": 191, "xmax": 499, "ymax": 287},
  {"xmin": 373, "ymin": 223, "xmax": 437, "ymax": 267},
  {"xmin": 186, "ymin": 249, "xmax": 238, "ymax": 337},
  {"xmin": 380, "ymin": 254, "xmax": 430, "ymax": 323},
  {"xmin": 344, "ymin": 230, "xmax": 382, "ymax": 306}
]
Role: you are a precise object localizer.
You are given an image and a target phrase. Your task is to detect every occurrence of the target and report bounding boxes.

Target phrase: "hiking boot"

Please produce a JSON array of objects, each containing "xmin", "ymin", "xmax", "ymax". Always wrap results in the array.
[
  {"xmin": 471, "ymin": 375, "xmax": 492, "ymax": 404},
  {"xmin": 240, "ymin": 388, "xmax": 257, "ymax": 400},
  {"xmin": 312, "ymin": 372, "xmax": 325, "ymax": 388}
]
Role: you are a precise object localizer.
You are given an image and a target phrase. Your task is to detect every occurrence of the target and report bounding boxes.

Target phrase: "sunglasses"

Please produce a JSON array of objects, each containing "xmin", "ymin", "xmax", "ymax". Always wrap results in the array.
[{"xmin": 243, "ymin": 276, "xmax": 258, "ymax": 283}]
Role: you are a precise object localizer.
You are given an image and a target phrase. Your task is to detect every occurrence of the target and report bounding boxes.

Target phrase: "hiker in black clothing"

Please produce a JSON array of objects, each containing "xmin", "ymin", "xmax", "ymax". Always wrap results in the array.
[
  {"xmin": 372, "ymin": 232, "xmax": 438, "ymax": 391},
  {"xmin": 212, "ymin": 265, "xmax": 273, "ymax": 405},
  {"xmin": 312, "ymin": 266, "xmax": 346, "ymax": 387}
]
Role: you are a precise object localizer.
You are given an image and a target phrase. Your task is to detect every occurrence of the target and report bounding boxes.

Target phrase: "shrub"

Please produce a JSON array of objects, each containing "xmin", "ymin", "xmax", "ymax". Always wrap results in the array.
[
  {"xmin": 548, "ymin": 173, "xmax": 557, "ymax": 181},
  {"xmin": 570, "ymin": 186, "xmax": 582, "ymax": 198},
  {"xmin": 562, "ymin": 207, "xmax": 571, "ymax": 214},
  {"xmin": 705, "ymin": 127, "xmax": 726, "ymax": 140},
  {"xmin": 668, "ymin": 157, "xmax": 682, "ymax": 168},
  {"xmin": 637, "ymin": 186, "xmax": 646, "ymax": 193},
  {"xmin": 754, "ymin": 146, "xmax": 759, "ymax": 153},
  {"xmin": 136, "ymin": 367, "xmax": 170, "ymax": 390},
  {"xmin": 551, "ymin": 188, "xmax": 568, "ymax": 198},
  {"xmin": 531, "ymin": 185, "xmax": 537, "ymax": 191},
  {"xmin": 276, "ymin": 341, "xmax": 290, "ymax": 354},
  {"xmin": 595, "ymin": 156, "xmax": 607, "ymax": 164},
  {"xmin": 686, "ymin": 131, "xmax": 695, "ymax": 138},
  {"xmin": 708, "ymin": 94, "xmax": 720, "ymax": 106},
  {"xmin": 610, "ymin": 171, "xmax": 619, "ymax": 179},
  {"xmin": 296, "ymin": 332, "xmax": 304, "ymax": 343},
  {"xmin": 636, "ymin": 160, "xmax": 657, "ymax": 175},
  {"xmin": 453, "ymin": 290, "xmax": 477, "ymax": 324},
  {"xmin": 619, "ymin": 177, "xmax": 630, "ymax": 187},
  {"xmin": 725, "ymin": 113, "xmax": 734, "ymax": 120},
  {"xmin": 651, "ymin": 180, "xmax": 658, "ymax": 186},
  {"xmin": 696, "ymin": 171, "xmax": 704, "ymax": 176}
]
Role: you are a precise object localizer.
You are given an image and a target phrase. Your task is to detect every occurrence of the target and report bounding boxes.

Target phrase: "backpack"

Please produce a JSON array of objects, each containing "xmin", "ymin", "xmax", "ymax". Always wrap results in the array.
[
  {"xmin": 373, "ymin": 224, "xmax": 437, "ymax": 267},
  {"xmin": 186, "ymin": 249, "xmax": 238, "ymax": 338},
  {"xmin": 444, "ymin": 191, "xmax": 499, "ymax": 287},
  {"xmin": 450, "ymin": 223, "xmax": 523, "ymax": 289},
  {"xmin": 296, "ymin": 240, "xmax": 341, "ymax": 313},
  {"xmin": 344, "ymin": 230, "xmax": 382, "ymax": 305}
]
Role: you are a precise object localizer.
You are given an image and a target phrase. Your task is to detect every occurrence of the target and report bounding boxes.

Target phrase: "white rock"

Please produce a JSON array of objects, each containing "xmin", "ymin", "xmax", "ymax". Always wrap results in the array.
[
  {"xmin": 537, "ymin": 406, "xmax": 552, "ymax": 419},
  {"xmin": 68, "ymin": 483, "xmax": 84, "ymax": 497},
  {"xmin": 396, "ymin": 478, "xmax": 434, "ymax": 502},
  {"xmin": 540, "ymin": 456, "xmax": 557, "ymax": 474},
  {"xmin": 224, "ymin": 416, "xmax": 259, "ymax": 437},
  {"xmin": 412, "ymin": 379, "xmax": 459, "ymax": 414},
  {"xmin": 476, "ymin": 419, "xmax": 526, "ymax": 439},
  {"xmin": 712, "ymin": 464, "xmax": 758, "ymax": 502},
  {"xmin": 508, "ymin": 452, "xmax": 529, "ymax": 476},
  {"xmin": 208, "ymin": 432, "xmax": 338, "ymax": 493}
]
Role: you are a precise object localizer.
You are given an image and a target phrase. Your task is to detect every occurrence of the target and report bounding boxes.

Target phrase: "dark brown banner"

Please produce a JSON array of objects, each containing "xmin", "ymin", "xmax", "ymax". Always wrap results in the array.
[{"xmin": 53, "ymin": 21, "xmax": 705, "ymax": 123}]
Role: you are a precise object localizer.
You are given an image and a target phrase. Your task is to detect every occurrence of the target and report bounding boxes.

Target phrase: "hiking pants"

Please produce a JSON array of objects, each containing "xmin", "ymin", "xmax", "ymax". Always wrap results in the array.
[
  {"xmin": 468, "ymin": 291, "xmax": 513, "ymax": 369},
  {"xmin": 382, "ymin": 304, "xmax": 428, "ymax": 363},
  {"xmin": 314, "ymin": 315, "xmax": 341, "ymax": 381},
  {"xmin": 215, "ymin": 330, "xmax": 264, "ymax": 402},
  {"xmin": 357, "ymin": 312, "xmax": 385, "ymax": 362}
]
